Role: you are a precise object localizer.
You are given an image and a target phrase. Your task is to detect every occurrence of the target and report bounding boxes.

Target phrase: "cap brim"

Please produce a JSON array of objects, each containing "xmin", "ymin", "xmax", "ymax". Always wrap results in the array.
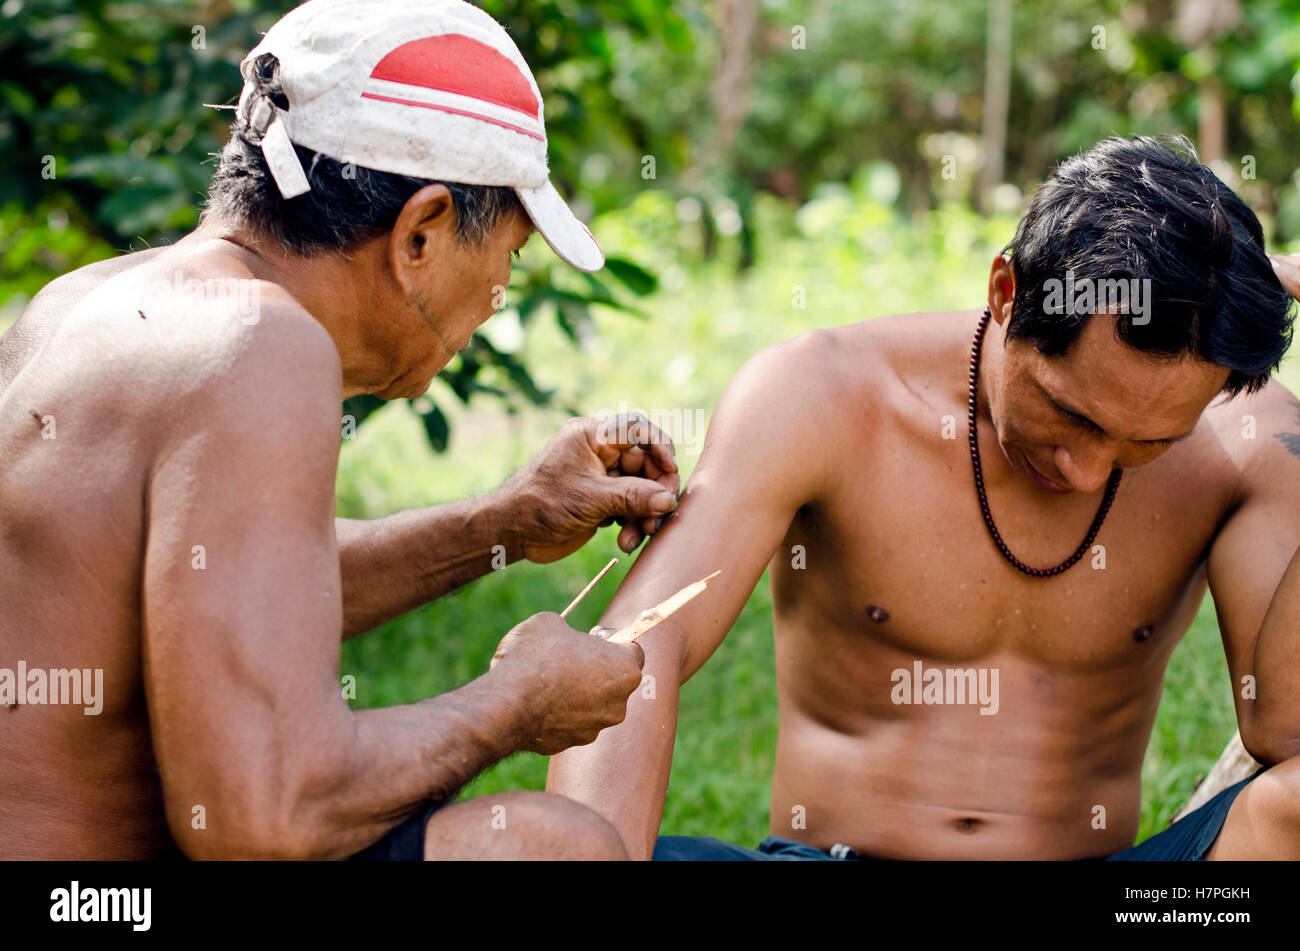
[{"xmin": 515, "ymin": 180, "xmax": 604, "ymax": 272}]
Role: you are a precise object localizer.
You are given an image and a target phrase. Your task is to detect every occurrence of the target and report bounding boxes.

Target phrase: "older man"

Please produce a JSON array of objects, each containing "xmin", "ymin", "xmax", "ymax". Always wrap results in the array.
[
  {"xmin": 549, "ymin": 136, "xmax": 1300, "ymax": 861},
  {"xmin": 0, "ymin": 0, "xmax": 678, "ymax": 860}
]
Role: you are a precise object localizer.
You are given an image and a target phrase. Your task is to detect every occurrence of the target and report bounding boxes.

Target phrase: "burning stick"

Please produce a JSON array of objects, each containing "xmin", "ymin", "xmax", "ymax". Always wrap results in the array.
[
  {"xmin": 602, "ymin": 570, "xmax": 722, "ymax": 644},
  {"xmin": 559, "ymin": 553, "xmax": 618, "ymax": 621}
]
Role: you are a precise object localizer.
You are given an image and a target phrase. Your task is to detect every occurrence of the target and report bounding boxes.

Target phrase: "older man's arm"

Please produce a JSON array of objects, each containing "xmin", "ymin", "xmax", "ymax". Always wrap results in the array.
[
  {"xmin": 1206, "ymin": 380, "xmax": 1300, "ymax": 765},
  {"xmin": 335, "ymin": 413, "xmax": 680, "ymax": 639},
  {"xmin": 144, "ymin": 312, "xmax": 645, "ymax": 859},
  {"xmin": 546, "ymin": 333, "xmax": 840, "ymax": 859}
]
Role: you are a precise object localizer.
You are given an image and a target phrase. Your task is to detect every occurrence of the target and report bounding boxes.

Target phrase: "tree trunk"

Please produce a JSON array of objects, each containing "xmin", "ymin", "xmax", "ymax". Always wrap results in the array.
[
  {"xmin": 979, "ymin": 0, "xmax": 1011, "ymax": 213},
  {"xmin": 1170, "ymin": 730, "xmax": 1261, "ymax": 823}
]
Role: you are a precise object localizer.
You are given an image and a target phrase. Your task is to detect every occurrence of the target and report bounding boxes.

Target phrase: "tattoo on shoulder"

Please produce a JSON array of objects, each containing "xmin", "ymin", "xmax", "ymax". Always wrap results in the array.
[{"xmin": 1274, "ymin": 398, "xmax": 1300, "ymax": 460}]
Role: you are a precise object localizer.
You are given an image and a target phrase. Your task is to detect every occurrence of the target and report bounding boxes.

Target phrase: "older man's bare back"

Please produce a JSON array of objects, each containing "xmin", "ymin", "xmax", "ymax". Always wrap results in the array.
[
  {"xmin": 549, "ymin": 306, "xmax": 1300, "ymax": 860},
  {"xmin": 0, "ymin": 239, "xmax": 319, "ymax": 858}
]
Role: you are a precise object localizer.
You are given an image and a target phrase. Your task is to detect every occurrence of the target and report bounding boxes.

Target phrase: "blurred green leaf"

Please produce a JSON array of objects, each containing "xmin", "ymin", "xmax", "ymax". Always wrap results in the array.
[
  {"xmin": 418, "ymin": 402, "xmax": 450, "ymax": 453},
  {"xmin": 603, "ymin": 256, "xmax": 658, "ymax": 296}
]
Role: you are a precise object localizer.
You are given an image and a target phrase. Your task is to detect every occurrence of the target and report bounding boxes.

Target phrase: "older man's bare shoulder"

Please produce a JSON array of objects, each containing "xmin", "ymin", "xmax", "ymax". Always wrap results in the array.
[{"xmin": 64, "ymin": 245, "xmax": 342, "ymax": 419}]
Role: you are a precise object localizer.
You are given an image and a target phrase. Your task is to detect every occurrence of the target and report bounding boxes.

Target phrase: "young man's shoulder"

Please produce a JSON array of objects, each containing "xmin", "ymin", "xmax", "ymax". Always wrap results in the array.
[
  {"xmin": 1202, "ymin": 376, "xmax": 1300, "ymax": 477},
  {"xmin": 703, "ymin": 311, "xmax": 971, "ymax": 498},
  {"xmin": 739, "ymin": 309, "xmax": 971, "ymax": 415}
]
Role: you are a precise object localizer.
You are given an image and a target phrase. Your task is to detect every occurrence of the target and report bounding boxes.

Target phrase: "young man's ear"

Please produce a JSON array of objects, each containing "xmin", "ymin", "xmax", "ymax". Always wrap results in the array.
[
  {"xmin": 388, "ymin": 183, "xmax": 459, "ymax": 293},
  {"xmin": 987, "ymin": 253, "xmax": 1016, "ymax": 325}
]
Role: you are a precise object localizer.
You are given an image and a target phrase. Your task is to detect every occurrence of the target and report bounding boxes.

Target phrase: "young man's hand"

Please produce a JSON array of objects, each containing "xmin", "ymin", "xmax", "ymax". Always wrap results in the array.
[
  {"xmin": 1269, "ymin": 253, "xmax": 1300, "ymax": 301},
  {"xmin": 489, "ymin": 612, "xmax": 645, "ymax": 754}
]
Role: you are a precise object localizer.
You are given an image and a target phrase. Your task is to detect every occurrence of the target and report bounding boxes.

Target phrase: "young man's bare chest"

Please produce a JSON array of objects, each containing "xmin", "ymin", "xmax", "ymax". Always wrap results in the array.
[{"xmin": 770, "ymin": 403, "xmax": 1235, "ymax": 689}]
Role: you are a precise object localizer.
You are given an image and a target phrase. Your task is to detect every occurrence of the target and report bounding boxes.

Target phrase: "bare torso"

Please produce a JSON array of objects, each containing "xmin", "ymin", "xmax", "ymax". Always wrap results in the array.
[
  {"xmin": 0, "ymin": 242, "xmax": 264, "ymax": 858},
  {"xmin": 763, "ymin": 310, "xmax": 1247, "ymax": 858}
]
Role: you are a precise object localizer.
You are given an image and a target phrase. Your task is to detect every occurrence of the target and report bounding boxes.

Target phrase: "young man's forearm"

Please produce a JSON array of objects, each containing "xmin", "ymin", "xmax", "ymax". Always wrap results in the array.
[
  {"xmin": 335, "ymin": 490, "xmax": 524, "ymax": 639},
  {"xmin": 547, "ymin": 628, "xmax": 683, "ymax": 860}
]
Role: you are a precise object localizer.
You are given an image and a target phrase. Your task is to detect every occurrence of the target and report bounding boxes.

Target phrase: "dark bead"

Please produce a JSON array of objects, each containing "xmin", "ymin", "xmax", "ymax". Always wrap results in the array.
[{"xmin": 967, "ymin": 307, "xmax": 1121, "ymax": 579}]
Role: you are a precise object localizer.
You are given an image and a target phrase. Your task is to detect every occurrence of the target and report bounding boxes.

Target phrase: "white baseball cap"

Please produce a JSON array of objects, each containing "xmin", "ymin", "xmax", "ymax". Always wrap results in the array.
[{"xmin": 237, "ymin": 0, "xmax": 603, "ymax": 271}]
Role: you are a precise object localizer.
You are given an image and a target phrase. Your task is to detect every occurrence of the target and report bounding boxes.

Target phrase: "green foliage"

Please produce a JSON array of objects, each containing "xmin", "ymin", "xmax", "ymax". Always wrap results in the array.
[{"xmin": 1, "ymin": 0, "xmax": 682, "ymax": 443}]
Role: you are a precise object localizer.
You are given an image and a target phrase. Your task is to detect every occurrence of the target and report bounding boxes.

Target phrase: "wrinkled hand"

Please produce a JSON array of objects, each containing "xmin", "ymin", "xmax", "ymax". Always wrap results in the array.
[
  {"xmin": 500, "ymin": 413, "xmax": 680, "ymax": 563},
  {"xmin": 489, "ymin": 612, "xmax": 645, "ymax": 754}
]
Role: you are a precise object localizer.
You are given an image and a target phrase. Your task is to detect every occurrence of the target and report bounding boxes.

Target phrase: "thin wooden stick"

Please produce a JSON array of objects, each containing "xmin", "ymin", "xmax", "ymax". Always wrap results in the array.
[
  {"xmin": 560, "ymin": 557, "xmax": 619, "ymax": 619},
  {"xmin": 605, "ymin": 570, "xmax": 722, "ymax": 644}
]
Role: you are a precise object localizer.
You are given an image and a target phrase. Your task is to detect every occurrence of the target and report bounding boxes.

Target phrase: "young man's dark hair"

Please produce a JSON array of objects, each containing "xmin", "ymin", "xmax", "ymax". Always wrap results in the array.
[
  {"xmin": 1003, "ymin": 134, "xmax": 1293, "ymax": 396},
  {"xmin": 205, "ymin": 53, "xmax": 521, "ymax": 255}
]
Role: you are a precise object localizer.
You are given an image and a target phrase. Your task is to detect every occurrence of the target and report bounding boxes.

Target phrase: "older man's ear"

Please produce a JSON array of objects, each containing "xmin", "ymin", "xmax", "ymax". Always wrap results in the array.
[{"xmin": 387, "ymin": 183, "xmax": 459, "ymax": 291}]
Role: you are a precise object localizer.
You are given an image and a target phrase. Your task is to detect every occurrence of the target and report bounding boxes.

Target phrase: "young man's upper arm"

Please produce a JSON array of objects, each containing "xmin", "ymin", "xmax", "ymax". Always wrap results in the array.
[
  {"xmin": 546, "ymin": 331, "xmax": 847, "ymax": 858},
  {"xmin": 599, "ymin": 331, "xmax": 839, "ymax": 675},
  {"xmin": 140, "ymin": 310, "xmax": 348, "ymax": 857},
  {"xmin": 1206, "ymin": 382, "xmax": 1300, "ymax": 759}
]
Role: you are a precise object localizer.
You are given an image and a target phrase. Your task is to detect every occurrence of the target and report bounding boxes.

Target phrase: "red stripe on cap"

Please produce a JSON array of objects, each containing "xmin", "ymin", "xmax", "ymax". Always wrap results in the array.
[
  {"xmin": 371, "ymin": 34, "xmax": 539, "ymax": 118},
  {"xmin": 361, "ymin": 92, "xmax": 545, "ymax": 141}
]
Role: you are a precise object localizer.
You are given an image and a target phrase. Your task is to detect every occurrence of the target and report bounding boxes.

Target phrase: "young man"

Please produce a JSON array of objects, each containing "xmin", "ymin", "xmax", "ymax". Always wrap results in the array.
[
  {"xmin": 0, "ymin": 0, "xmax": 680, "ymax": 860},
  {"xmin": 548, "ymin": 136, "xmax": 1300, "ymax": 861}
]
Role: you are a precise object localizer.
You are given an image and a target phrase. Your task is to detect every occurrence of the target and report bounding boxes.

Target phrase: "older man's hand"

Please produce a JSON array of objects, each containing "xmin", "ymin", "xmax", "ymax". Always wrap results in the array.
[{"xmin": 500, "ymin": 413, "xmax": 680, "ymax": 563}]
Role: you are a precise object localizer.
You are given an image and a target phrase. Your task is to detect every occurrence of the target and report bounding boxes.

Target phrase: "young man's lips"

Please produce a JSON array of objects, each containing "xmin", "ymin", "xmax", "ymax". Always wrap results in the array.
[{"xmin": 1021, "ymin": 451, "xmax": 1072, "ymax": 493}]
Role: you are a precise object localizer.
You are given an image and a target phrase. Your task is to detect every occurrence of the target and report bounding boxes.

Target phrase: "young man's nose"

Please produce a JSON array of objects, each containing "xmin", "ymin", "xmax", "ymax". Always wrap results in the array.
[{"xmin": 1054, "ymin": 441, "xmax": 1117, "ymax": 493}]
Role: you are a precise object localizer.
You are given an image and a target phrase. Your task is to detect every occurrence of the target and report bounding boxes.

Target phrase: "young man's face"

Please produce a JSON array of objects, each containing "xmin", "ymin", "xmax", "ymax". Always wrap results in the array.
[{"xmin": 991, "ymin": 313, "xmax": 1229, "ymax": 494}]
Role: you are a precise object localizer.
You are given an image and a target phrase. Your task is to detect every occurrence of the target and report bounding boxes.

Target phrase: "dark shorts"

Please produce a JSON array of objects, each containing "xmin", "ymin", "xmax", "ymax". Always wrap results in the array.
[
  {"xmin": 653, "ymin": 835, "xmax": 866, "ymax": 861},
  {"xmin": 1106, "ymin": 767, "xmax": 1265, "ymax": 861},
  {"xmin": 654, "ymin": 767, "xmax": 1265, "ymax": 862},
  {"xmin": 349, "ymin": 801, "xmax": 443, "ymax": 862}
]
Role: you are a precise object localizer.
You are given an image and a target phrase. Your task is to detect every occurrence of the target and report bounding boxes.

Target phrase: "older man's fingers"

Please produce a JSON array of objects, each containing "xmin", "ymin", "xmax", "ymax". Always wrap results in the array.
[
  {"xmin": 640, "ymin": 455, "xmax": 679, "ymax": 490},
  {"xmin": 618, "ymin": 522, "xmax": 644, "ymax": 553},
  {"xmin": 645, "ymin": 435, "xmax": 677, "ymax": 475},
  {"xmin": 588, "ymin": 414, "xmax": 678, "ymax": 472},
  {"xmin": 654, "ymin": 465, "xmax": 681, "ymax": 497},
  {"xmin": 619, "ymin": 444, "xmax": 647, "ymax": 477},
  {"xmin": 596, "ymin": 475, "xmax": 678, "ymax": 521}
]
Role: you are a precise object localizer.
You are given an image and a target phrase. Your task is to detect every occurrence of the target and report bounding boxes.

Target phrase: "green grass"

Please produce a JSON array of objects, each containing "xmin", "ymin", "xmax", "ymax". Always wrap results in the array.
[{"xmin": 337, "ymin": 193, "xmax": 1259, "ymax": 852}]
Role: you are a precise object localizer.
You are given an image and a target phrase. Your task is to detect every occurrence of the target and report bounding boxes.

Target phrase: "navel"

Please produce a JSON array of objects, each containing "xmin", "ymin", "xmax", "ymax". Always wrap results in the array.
[{"xmin": 954, "ymin": 817, "xmax": 983, "ymax": 834}]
